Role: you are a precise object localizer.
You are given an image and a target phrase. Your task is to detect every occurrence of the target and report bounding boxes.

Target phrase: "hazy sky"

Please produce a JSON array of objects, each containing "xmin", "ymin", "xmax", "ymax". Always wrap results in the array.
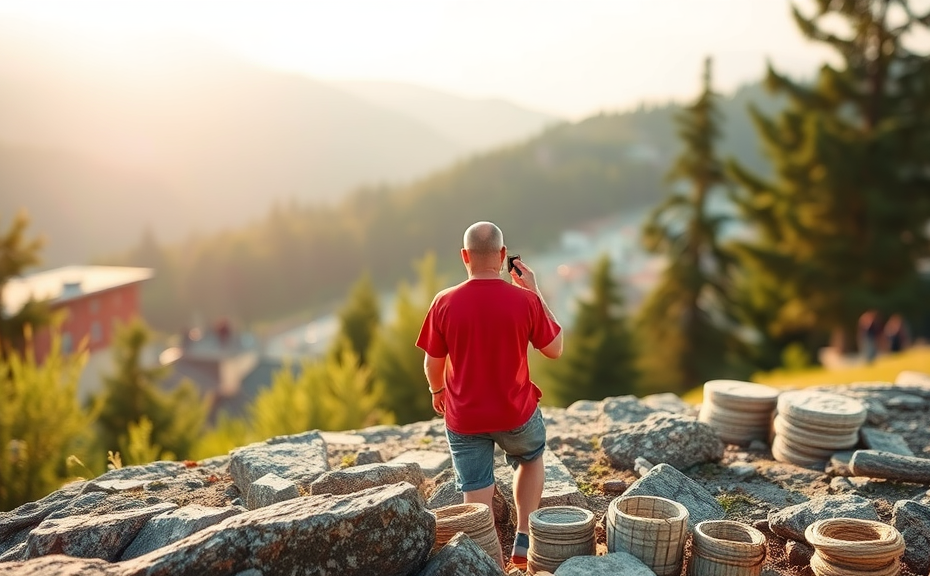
[{"xmin": 3, "ymin": 0, "xmax": 924, "ymax": 118}]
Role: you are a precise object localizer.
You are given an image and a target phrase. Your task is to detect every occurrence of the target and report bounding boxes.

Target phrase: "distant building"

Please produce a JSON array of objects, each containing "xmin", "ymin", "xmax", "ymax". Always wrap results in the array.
[
  {"xmin": 2, "ymin": 265, "xmax": 153, "ymax": 399},
  {"xmin": 160, "ymin": 319, "xmax": 293, "ymax": 422}
]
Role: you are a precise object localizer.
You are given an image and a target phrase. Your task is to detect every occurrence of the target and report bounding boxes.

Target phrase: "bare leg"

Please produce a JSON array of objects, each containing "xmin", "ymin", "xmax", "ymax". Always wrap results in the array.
[
  {"xmin": 464, "ymin": 484, "xmax": 505, "ymax": 568},
  {"xmin": 513, "ymin": 456, "xmax": 545, "ymax": 534}
]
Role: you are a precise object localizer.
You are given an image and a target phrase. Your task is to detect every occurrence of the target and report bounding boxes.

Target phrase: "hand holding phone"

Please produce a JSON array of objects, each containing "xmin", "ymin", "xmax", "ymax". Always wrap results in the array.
[{"xmin": 507, "ymin": 254, "xmax": 523, "ymax": 277}]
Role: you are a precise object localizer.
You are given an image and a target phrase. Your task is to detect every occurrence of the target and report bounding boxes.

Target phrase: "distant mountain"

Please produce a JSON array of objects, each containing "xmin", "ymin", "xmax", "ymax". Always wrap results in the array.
[
  {"xmin": 0, "ymin": 22, "xmax": 557, "ymax": 266},
  {"xmin": 334, "ymin": 81, "xmax": 560, "ymax": 151}
]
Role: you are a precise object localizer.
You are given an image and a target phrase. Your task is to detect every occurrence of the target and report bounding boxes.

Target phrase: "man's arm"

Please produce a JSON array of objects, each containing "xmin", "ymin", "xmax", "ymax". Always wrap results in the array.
[
  {"xmin": 536, "ymin": 291, "xmax": 563, "ymax": 359},
  {"xmin": 511, "ymin": 259, "xmax": 563, "ymax": 359},
  {"xmin": 424, "ymin": 353, "xmax": 447, "ymax": 415}
]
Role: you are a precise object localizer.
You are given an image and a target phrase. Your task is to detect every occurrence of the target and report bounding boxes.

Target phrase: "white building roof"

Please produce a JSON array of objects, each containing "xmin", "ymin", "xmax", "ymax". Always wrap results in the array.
[{"xmin": 2, "ymin": 265, "xmax": 153, "ymax": 316}]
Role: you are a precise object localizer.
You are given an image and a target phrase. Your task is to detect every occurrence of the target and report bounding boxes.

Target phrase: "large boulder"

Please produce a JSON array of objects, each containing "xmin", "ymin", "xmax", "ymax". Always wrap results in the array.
[
  {"xmin": 601, "ymin": 414, "xmax": 724, "ymax": 471},
  {"xmin": 0, "ymin": 481, "xmax": 85, "ymax": 555},
  {"xmin": 120, "ymin": 505, "xmax": 246, "ymax": 560},
  {"xmin": 309, "ymin": 461, "xmax": 427, "ymax": 496},
  {"xmin": 121, "ymin": 482, "xmax": 434, "ymax": 576},
  {"xmin": 0, "ymin": 554, "xmax": 123, "ymax": 575},
  {"xmin": 768, "ymin": 495, "xmax": 879, "ymax": 542},
  {"xmin": 24, "ymin": 502, "xmax": 177, "ymax": 561},
  {"xmin": 621, "ymin": 463, "xmax": 724, "ymax": 529},
  {"xmin": 228, "ymin": 430, "xmax": 329, "ymax": 497}
]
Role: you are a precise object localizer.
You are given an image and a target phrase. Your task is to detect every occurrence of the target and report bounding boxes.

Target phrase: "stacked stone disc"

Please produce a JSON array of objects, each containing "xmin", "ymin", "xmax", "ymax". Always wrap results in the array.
[
  {"xmin": 771, "ymin": 391, "xmax": 867, "ymax": 467},
  {"xmin": 698, "ymin": 380, "xmax": 780, "ymax": 446}
]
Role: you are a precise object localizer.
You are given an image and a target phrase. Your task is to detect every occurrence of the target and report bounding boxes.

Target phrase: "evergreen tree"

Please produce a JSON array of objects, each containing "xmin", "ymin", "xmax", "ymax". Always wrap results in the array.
[
  {"xmin": 0, "ymin": 333, "xmax": 92, "ymax": 511},
  {"xmin": 328, "ymin": 272, "xmax": 381, "ymax": 366},
  {"xmin": 324, "ymin": 348, "xmax": 394, "ymax": 431},
  {"xmin": 546, "ymin": 254, "xmax": 638, "ymax": 406},
  {"xmin": 635, "ymin": 58, "xmax": 742, "ymax": 393},
  {"xmin": 94, "ymin": 318, "xmax": 207, "ymax": 460},
  {"xmin": 728, "ymin": 1, "xmax": 930, "ymax": 353},
  {"xmin": 0, "ymin": 211, "xmax": 50, "ymax": 356},
  {"xmin": 248, "ymin": 348, "xmax": 392, "ymax": 438},
  {"xmin": 369, "ymin": 253, "xmax": 444, "ymax": 425},
  {"xmin": 249, "ymin": 359, "xmax": 329, "ymax": 439}
]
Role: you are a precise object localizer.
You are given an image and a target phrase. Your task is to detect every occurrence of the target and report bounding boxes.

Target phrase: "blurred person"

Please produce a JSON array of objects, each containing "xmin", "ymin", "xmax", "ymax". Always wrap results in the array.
[
  {"xmin": 858, "ymin": 309, "xmax": 883, "ymax": 363},
  {"xmin": 884, "ymin": 313, "xmax": 911, "ymax": 353},
  {"xmin": 416, "ymin": 221, "xmax": 563, "ymax": 569}
]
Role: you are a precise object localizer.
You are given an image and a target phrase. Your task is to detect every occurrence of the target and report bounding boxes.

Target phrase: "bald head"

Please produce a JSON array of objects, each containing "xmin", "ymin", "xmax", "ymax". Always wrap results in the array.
[{"xmin": 463, "ymin": 221, "xmax": 504, "ymax": 255}]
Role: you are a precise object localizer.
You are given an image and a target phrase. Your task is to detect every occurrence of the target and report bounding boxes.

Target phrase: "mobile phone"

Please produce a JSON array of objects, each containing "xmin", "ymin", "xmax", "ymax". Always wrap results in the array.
[{"xmin": 507, "ymin": 254, "xmax": 523, "ymax": 276}]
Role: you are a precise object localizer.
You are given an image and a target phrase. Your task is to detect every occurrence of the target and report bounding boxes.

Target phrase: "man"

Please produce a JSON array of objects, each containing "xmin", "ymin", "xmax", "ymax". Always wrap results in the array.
[{"xmin": 416, "ymin": 221, "xmax": 563, "ymax": 569}]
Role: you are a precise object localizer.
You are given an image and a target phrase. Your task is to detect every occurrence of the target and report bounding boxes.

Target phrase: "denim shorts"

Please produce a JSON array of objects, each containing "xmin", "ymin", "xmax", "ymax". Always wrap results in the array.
[{"xmin": 445, "ymin": 407, "xmax": 547, "ymax": 492}]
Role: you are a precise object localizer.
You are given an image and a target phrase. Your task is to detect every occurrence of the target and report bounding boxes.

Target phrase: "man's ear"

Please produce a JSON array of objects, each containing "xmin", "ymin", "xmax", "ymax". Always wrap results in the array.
[{"xmin": 461, "ymin": 248, "xmax": 470, "ymax": 264}]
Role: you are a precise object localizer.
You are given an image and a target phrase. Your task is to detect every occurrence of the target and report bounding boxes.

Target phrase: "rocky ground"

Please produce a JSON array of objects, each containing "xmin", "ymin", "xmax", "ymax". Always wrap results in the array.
[{"xmin": 3, "ymin": 376, "xmax": 930, "ymax": 575}]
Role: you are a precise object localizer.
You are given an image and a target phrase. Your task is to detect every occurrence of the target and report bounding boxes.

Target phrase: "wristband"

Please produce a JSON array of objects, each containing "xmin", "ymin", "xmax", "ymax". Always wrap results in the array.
[{"xmin": 429, "ymin": 386, "xmax": 445, "ymax": 394}]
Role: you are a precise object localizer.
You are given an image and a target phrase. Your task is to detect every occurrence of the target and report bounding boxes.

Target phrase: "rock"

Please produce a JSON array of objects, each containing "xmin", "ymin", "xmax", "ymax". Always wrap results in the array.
[
  {"xmin": 601, "ymin": 414, "xmax": 724, "ymax": 471},
  {"xmin": 768, "ymin": 495, "xmax": 879, "ymax": 542},
  {"xmin": 599, "ymin": 395, "xmax": 665, "ymax": 428},
  {"xmin": 553, "ymin": 551, "xmax": 655, "ymax": 575},
  {"xmin": 829, "ymin": 477, "xmax": 855, "ymax": 493},
  {"xmin": 309, "ymin": 461, "xmax": 426, "ymax": 496},
  {"xmin": 633, "ymin": 457, "xmax": 653, "ymax": 476},
  {"xmin": 784, "ymin": 539, "xmax": 814, "ymax": 565},
  {"xmin": 81, "ymin": 479, "xmax": 147, "ymax": 494},
  {"xmin": 850, "ymin": 449, "xmax": 930, "ymax": 483},
  {"xmin": 228, "ymin": 430, "xmax": 329, "ymax": 497},
  {"xmin": 418, "ymin": 532, "xmax": 506, "ymax": 576},
  {"xmin": 603, "ymin": 480, "xmax": 627, "ymax": 494},
  {"xmin": 24, "ymin": 502, "xmax": 177, "ymax": 561},
  {"xmin": 355, "ymin": 449, "xmax": 384, "ymax": 466},
  {"xmin": 891, "ymin": 499, "xmax": 930, "ymax": 574},
  {"xmin": 886, "ymin": 393, "xmax": 926, "ymax": 410},
  {"xmin": 45, "ymin": 492, "xmax": 146, "ymax": 520},
  {"xmin": 896, "ymin": 371, "xmax": 930, "ymax": 386},
  {"xmin": 859, "ymin": 428, "xmax": 914, "ymax": 456},
  {"xmin": 245, "ymin": 473, "xmax": 299, "ymax": 510},
  {"xmin": 121, "ymin": 482, "xmax": 434, "ymax": 576},
  {"xmin": 427, "ymin": 481, "xmax": 462, "ymax": 510},
  {"xmin": 825, "ymin": 451, "xmax": 854, "ymax": 476},
  {"xmin": 319, "ymin": 431, "xmax": 366, "ymax": 445},
  {"xmin": 388, "ymin": 450, "xmax": 452, "ymax": 477},
  {"xmin": 0, "ymin": 481, "xmax": 85, "ymax": 552},
  {"xmin": 0, "ymin": 554, "xmax": 123, "ymax": 575},
  {"xmin": 622, "ymin": 463, "xmax": 724, "ymax": 529},
  {"xmin": 727, "ymin": 463, "xmax": 756, "ymax": 479},
  {"xmin": 120, "ymin": 505, "xmax": 246, "ymax": 560},
  {"xmin": 748, "ymin": 439, "xmax": 769, "ymax": 452},
  {"xmin": 87, "ymin": 462, "xmax": 189, "ymax": 484},
  {"xmin": 640, "ymin": 393, "xmax": 696, "ymax": 416}
]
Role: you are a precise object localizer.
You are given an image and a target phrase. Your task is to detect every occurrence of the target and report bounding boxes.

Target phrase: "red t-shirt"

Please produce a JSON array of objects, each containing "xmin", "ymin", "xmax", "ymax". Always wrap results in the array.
[{"xmin": 416, "ymin": 278, "xmax": 561, "ymax": 434}]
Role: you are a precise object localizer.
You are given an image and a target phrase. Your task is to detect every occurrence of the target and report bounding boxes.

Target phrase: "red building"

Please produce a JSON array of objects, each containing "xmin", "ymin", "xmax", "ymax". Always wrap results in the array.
[{"xmin": 3, "ymin": 266, "xmax": 153, "ymax": 397}]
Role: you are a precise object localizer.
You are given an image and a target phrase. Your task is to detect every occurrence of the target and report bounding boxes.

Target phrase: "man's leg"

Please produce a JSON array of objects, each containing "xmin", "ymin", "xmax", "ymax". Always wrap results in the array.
[
  {"xmin": 463, "ymin": 485, "xmax": 504, "ymax": 567},
  {"xmin": 513, "ymin": 455, "xmax": 545, "ymax": 535}
]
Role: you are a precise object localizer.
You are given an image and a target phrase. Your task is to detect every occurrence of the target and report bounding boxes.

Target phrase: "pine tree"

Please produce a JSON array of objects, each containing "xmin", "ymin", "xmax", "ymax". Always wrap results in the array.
[
  {"xmin": 635, "ymin": 57, "xmax": 742, "ymax": 393},
  {"xmin": 0, "ymin": 332, "xmax": 92, "ymax": 511},
  {"xmin": 369, "ymin": 253, "xmax": 444, "ymax": 425},
  {"xmin": 328, "ymin": 272, "xmax": 381, "ymax": 366},
  {"xmin": 0, "ymin": 211, "xmax": 50, "ymax": 356},
  {"xmin": 249, "ymin": 360, "xmax": 334, "ymax": 438},
  {"xmin": 728, "ymin": 1, "xmax": 930, "ymax": 353},
  {"xmin": 248, "ymin": 348, "xmax": 392, "ymax": 437},
  {"xmin": 94, "ymin": 319, "xmax": 207, "ymax": 461},
  {"xmin": 546, "ymin": 254, "xmax": 638, "ymax": 406}
]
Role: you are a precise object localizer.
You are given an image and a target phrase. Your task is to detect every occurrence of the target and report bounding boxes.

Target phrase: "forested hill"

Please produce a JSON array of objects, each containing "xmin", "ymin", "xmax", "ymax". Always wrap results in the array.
[{"xmin": 114, "ymin": 81, "xmax": 783, "ymax": 333}]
